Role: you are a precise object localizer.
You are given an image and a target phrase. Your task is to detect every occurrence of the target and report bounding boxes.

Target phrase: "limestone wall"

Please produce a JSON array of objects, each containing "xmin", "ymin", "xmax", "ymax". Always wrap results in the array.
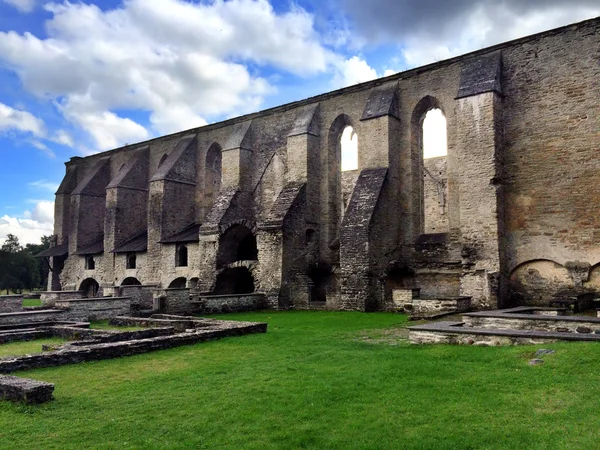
[{"xmin": 50, "ymin": 18, "xmax": 600, "ymax": 311}]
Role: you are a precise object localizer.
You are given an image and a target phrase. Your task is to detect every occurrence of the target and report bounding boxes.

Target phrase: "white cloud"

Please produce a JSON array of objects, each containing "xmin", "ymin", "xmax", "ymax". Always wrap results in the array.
[
  {"xmin": 400, "ymin": 5, "xmax": 600, "ymax": 67},
  {"xmin": 0, "ymin": 0, "xmax": 334, "ymax": 152},
  {"xmin": 332, "ymin": 56, "xmax": 379, "ymax": 88},
  {"xmin": 0, "ymin": 202, "xmax": 54, "ymax": 246},
  {"xmin": 0, "ymin": 102, "xmax": 44, "ymax": 136},
  {"xmin": 2, "ymin": 0, "xmax": 36, "ymax": 13},
  {"xmin": 29, "ymin": 179, "xmax": 60, "ymax": 193},
  {"xmin": 62, "ymin": 110, "xmax": 150, "ymax": 151},
  {"xmin": 52, "ymin": 129, "xmax": 74, "ymax": 147}
]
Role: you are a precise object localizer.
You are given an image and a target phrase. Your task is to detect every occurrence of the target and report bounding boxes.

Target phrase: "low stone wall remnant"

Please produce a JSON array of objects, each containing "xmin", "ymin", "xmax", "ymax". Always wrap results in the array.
[
  {"xmin": 54, "ymin": 297, "xmax": 131, "ymax": 321},
  {"xmin": 0, "ymin": 375, "xmax": 54, "ymax": 403}
]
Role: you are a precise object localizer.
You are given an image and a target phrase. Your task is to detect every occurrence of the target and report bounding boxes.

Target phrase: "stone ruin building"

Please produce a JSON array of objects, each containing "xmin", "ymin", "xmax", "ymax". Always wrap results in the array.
[{"xmin": 38, "ymin": 17, "xmax": 600, "ymax": 316}]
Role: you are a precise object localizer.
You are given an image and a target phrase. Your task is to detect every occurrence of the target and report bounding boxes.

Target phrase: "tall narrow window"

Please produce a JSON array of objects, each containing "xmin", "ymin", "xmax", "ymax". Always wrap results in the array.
[
  {"xmin": 423, "ymin": 109, "xmax": 447, "ymax": 159},
  {"xmin": 422, "ymin": 108, "xmax": 449, "ymax": 234},
  {"xmin": 205, "ymin": 144, "xmax": 222, "ymax": 214},
  {"xmin": 126, "ymin": 253, "xmax": 137, "ymax": 269},
  {"xmin": 340, "ymin": 126, "xmax": 358, "ymax": 172},
  {"xmin": 176, "ymin": 244, "xmax": 188, "ymax": 267},
  {"xmin": 85, "ymin": 255, "xmax": 95, "ymax": 270}
]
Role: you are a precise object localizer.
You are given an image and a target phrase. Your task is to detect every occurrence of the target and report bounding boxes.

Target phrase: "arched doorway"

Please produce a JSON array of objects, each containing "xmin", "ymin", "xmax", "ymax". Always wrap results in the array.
[{"xmin": 79, "ymin": 278, "xmax": 99, "ymax": 298}]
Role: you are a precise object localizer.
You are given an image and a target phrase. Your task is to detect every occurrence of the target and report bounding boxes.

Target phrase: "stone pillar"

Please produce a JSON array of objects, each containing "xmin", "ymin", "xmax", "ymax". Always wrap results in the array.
[
  {"xmin": 455, "ymin": 52, "xmax": 505, "ymax": 308},
  {"xmin": 339, "ymin": 82, "xmax": 400, "ymax": 311}
]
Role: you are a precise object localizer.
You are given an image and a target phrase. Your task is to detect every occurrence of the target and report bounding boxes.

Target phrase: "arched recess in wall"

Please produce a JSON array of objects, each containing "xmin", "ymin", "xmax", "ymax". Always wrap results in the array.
[
  {"xmin": 214, "ymin": 267, "xmax": 255, "ymax": 295},
  {"xmin": 121, "ymin": 277, "xmax": 142, "ymax": 286},
  {"xmin": 217, "ymin": 224, "xmax": 258, "ymax": 269},
  {"xmin": 168, "ymin": 277, "xmax": 187, "ymax": 289},
  {"xmin": 204, "ymin": 143, "xmax": 222, "ymax": 216},
  {"xmin": 79, "ymin": 278, "xmax": 100, "ymax": 298},
  {"xmin": 326, "ymin": 114, "xmax": 356, "ymax": 255},
  {"xmin": 158, "ymin": 153, "xmax": 169, "ymax": 167},
  {"xmin": 411, "ymin": 96, "xmax": 449, "ymax": 235},
  {"xmin": 509, "ymin": 259, "xmax": 573, "ymax": 306}
]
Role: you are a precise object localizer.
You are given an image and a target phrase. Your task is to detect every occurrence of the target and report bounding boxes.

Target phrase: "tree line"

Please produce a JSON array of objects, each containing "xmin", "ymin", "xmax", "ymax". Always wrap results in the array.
[{"xmin": 0, "ymin": 234, "xmax": 50, "ymax": 294}]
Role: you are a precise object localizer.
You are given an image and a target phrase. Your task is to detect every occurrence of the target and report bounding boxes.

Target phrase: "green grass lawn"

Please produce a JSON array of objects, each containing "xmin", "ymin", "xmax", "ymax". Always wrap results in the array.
[
  {"xmin": 22, "ymin": 298, "xmax": 42, "ymax": 307},
  {"xmin": 89, "ymin": 320, "xmax": 146, "ymax": 331},
  {"xmin": 1, "ymin": 311, "xmax": 600, "ymax": 449},
  {"xmin": 0, "ymin": 338, "xmax": 67, "ymax": 358}
]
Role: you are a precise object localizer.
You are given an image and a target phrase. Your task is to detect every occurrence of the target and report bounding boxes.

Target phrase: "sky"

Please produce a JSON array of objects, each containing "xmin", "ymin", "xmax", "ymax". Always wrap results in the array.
[{"xmin": 0, "ymin": 0, "xmax": 598, "ymax": 245}]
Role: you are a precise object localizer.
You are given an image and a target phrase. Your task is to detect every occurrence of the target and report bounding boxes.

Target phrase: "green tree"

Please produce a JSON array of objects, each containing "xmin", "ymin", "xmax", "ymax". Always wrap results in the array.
[
  {"xmin": 25, "ymin": 235, "xmax": 51, "ymax": 289},
  {"xmin": 0, "ymin": 234, "xmax": 45, "ymax": 293},
  {"xmin": 1, "ymin": 234, "xmax": 22, "ymax": 253}
]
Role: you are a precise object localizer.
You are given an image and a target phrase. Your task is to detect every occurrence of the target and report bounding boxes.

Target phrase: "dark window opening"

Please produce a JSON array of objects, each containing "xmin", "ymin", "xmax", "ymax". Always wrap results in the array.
[
  {"xmin": 217, "ymin": 225, "xmax": 258, "ymax": 268},
  {"xmin": 176, "ymin": 245, "xmax": 188, "ymax": 267},
  {"xmin": 237, "ymin": 234, "xmax": 258, "ymax": 261},
  {"xmin": 126, "ymin": 253, "xmax": 137, "ymax": 269},
  {"xmin": 85, "ymin": 255, "xmax": 95, "ymax": 270},
  {"xmin": 214, "ymin": 267, "xmax": 255, "ymax": 295},
  {"xmin": 168, "ymin": 277, "xmax": 187, "ymax": 289},
  {"xmin": 305, "ymin": 228, "xmax": 316, "ymax": 245},
  {"xmin": 121, "ymin": 277, "xmax": 141, "ymax": 286}
]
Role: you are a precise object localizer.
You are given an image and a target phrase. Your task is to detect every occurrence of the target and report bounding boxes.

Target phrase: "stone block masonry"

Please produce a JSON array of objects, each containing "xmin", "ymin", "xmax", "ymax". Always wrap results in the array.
[
  {"xmin": 47, "ymin": 17, "xmax": 600, "ymax": 312},
  {"xmin": 0, "ymin": 295, "xmax": 23, "ymax": 313},
  {"xmin": 0, "ymin": 375, "xmax": 54, "ymax": 404}
]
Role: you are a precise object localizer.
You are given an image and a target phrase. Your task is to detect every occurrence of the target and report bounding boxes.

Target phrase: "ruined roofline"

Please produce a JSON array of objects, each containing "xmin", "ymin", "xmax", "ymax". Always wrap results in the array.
[{"xmin": 68, "ymin": 15, "xmax": 600, "ymax": 162}]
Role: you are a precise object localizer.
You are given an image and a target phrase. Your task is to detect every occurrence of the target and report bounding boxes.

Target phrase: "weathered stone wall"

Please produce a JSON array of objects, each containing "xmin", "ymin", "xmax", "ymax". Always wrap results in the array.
[
  {"xmin": 0, "ymin": 295, "xmax": 23, "ymax": 313},
  {"xmin": 194, "ymin": 293, "xmax": 266, "ymax": 314},
  {"xmin": 153, "ymin": 288, "xmax": 192, "ymax": 314},
  {"xmin": 0, "ymin": 310, "xmax": 67, "ymax": 326},
  {"xmin": 50, "ymin": 18, "xmax": 600, "ymax": 311},
  {"xmin": 40, "ymin": 290, "xmax": 84, "ymax": 307},
  {"xmin": 423, "ymin": 157, "xmax": 448, "ymax": 234},
  {"xmin": 54, "ymin": 297, "xmax": 131, "ymax": 321}
]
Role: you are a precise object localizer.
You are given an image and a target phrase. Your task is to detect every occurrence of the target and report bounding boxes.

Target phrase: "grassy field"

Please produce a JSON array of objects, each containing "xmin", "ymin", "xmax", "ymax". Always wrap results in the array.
[
  {"xmin": 0, "ymin": 338, "xmax": 67, "ymax": 358},
  {"xmin": 22, "ymin": 298, "xmax": 42, "ymax": 307},
  {"xmin": 89, "ymin": 320, "xmax": 146, "ymax": 331},
  {"xmin": 1, "ymin": 311, "xmax": 600, "ymax": 449}
]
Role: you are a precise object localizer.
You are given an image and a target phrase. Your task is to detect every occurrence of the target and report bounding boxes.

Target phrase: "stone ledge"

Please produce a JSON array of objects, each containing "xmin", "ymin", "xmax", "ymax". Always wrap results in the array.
[
  {"xmin": 408, "ymin": 321, "xmax": 600, "ymax": 343},
  {"xmin": 0, "ymin": 375, "xmax": 54, "ymax": 403},
  {"xmin": 464, "ymin": 308, "xmax": 600, "ymax": 323},
  {"xmin": 54, "ymin": 296, "xmax": 131, "ymax": 303}
]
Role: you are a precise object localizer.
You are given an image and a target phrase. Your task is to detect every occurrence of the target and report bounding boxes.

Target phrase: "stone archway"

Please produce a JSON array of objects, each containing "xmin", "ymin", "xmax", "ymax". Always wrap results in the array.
[
  {"xmin": 121, "ymin": 277, "xmax": 141, "ymax": 286},
  {"xmin": 79, "ymin": 278, "xmax": 100, "ymax": 298}
]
